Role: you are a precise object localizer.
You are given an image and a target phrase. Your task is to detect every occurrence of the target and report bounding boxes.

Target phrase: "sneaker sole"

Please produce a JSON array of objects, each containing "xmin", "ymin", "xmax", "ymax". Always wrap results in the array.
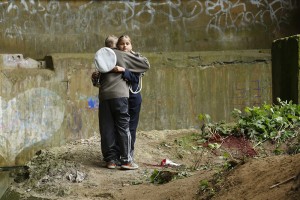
[
  {"xmin": 106, "ymin": 163, "xmax": 117, "ymax": 169},
  {"xmin": 121, "ymin": 166, "xmax": 138, "ymax": 170}
]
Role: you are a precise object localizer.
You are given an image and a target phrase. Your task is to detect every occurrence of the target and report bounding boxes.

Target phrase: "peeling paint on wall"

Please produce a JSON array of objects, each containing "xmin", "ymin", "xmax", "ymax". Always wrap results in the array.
[{"xmin": 2, "ymin": 54, "xmax": 44, "ymax": 68}]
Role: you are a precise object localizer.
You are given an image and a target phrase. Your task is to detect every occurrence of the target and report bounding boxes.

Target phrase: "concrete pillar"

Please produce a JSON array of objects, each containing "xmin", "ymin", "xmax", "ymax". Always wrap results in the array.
[{"xmin": 272, "ymin": 34, "xmax": 300, "ymax": 104}]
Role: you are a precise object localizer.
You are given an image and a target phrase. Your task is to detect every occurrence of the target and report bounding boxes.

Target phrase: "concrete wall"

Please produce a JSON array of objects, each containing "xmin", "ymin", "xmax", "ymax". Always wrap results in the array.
[
  {"xmin": 272, "ymin": 34, "xmax": 300, "ymax": 104},
  {"xmin": 0, "ymin": 50, "xmax": 271, "ymax": 166},
  {"xmin": 0, "ymin": 0, "xmax": 299, "ymax": 59},
  {"xmin": 141, "ymin": 50, "xmax": 272, "ymax": 129}
]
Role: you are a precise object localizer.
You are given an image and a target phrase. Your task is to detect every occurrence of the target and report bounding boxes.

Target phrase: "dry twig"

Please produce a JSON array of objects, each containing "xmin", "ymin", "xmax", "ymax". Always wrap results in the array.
[{"xmin": 269, "ymin": 175, "xmax": 297, "ymax": 189}]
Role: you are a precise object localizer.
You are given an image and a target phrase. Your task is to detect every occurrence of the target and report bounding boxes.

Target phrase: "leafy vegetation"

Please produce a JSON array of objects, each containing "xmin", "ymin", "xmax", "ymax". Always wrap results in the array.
[
  {"xmin": 199, "ymin": 179, "xmax": 215, "ymax": 198},
  {"xmin": 196, "ymin": 98, "xmax": 300, "ymax": 199},
  {"xmin": 150, "ymin": 99, "xmax": 300, "ymax": 188},
  {"xmin": 199, "ymin": 98, "xmax": 300, "ymax": 150},
  {"xmin": 150, "ymin": 169, "xmax": 189, "ymax": 184}
]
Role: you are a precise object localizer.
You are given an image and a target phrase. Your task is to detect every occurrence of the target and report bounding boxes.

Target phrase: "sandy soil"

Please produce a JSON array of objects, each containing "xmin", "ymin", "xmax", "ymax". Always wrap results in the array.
[{"xmin": 7, "ymin": 129, "xmax": 300, "ymax": 200}]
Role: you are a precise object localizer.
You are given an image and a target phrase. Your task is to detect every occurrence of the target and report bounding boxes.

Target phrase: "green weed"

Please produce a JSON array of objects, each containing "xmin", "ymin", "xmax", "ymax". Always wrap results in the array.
[{"xmin": 199, "ymin": 98, "xmax": 300, "ymax": 150}]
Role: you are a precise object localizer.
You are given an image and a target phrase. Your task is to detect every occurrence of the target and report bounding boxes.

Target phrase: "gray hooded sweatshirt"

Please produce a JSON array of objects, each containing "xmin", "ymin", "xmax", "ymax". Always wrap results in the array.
[{"xmin": 98, "ymin": 49, "xmax": 150, "ymax": 101}]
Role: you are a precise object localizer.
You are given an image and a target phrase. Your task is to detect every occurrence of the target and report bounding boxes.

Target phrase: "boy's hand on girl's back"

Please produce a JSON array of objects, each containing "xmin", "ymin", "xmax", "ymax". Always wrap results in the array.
[
  {"xmin": 91, "ymin": 71, "xmax": 100, "ymax": 86},
  {"xmin": 92, "ymin": 71, "xmax": 100, "ymax": 79}
]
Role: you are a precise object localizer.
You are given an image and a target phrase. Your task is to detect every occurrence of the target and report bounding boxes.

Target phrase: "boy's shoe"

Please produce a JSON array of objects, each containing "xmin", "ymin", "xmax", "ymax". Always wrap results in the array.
[
  {"xmin": 106, "ymin": 161, "xmax": 117, "ymax": 169},
  {"xmin": 121, "ymin": 162, "xmax": 139, "ymax": 170}
]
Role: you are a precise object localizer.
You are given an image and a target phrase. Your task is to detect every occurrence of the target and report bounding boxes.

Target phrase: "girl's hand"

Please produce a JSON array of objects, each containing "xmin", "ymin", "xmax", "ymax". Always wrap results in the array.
[{"xmin": 112, "ymin": 66, "xmax": 125, "ymax": 72}]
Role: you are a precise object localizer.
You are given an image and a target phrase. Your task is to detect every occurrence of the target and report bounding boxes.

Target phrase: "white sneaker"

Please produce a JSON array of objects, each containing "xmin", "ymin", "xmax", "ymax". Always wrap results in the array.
[{"xmin": 121, "ymin": 162, "xmax": 139, "ymax": 170}]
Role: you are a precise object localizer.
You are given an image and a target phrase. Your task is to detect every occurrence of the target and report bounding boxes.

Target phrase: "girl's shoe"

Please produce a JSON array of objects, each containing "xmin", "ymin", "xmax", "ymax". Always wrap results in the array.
[{"xmin": 121, "ymin": 162, "xmax": 139, "ymax": 170}]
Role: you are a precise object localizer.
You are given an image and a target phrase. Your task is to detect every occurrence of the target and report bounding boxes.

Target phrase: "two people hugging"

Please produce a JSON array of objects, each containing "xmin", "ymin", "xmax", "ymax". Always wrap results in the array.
[{"xmin": 91, "ymin": 35, "xmax": 150, "ymax": 170}]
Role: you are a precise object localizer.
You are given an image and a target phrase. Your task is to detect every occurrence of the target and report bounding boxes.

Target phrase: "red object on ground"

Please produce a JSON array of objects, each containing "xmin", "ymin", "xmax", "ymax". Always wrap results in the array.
[{"xmin": 203, "ymin": 134, "xmax": 257, "ymax": 157}]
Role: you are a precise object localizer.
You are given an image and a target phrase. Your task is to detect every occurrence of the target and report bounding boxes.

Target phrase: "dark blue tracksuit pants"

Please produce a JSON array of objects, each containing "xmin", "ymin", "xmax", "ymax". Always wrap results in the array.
[
  {"xmin": 99, "ymin": 97, "xmax": 132, "ymax": 164},
  {"xmin": 122, "ymin": 70, "xmax": 143, "ymax": 159},
  {"xmin": 128, "ymin": 94, "xmax": 141, "ymax": 158}
]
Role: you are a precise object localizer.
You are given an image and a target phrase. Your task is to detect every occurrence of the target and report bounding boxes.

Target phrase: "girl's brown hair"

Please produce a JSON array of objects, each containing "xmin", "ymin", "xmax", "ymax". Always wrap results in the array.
[{"xmin": 117, "ymin": 35, "xmax": 131, "ymax": 47}]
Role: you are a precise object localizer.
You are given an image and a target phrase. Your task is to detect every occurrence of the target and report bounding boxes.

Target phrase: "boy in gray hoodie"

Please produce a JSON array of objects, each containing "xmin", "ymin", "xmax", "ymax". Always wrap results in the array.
[{"xmin": 93, "ymin": 35, "xmax": 149, "ymax": 170}]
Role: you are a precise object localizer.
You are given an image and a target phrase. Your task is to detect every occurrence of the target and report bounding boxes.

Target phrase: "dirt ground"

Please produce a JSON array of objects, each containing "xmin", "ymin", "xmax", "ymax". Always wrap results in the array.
[{"xmin": 7, "ymin": 129, "xmax": 300, "ymax": 200}]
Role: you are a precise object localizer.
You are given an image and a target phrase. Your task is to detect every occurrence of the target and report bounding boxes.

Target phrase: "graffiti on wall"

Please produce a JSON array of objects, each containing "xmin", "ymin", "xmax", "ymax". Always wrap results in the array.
[
  {"xmin": 0, "ymin": 88, "xmax": 64, "ymax": 164},
  {"xmin": 88, "ymin": 95, "xmax": 99, "ymax": 109},
  {"xmin": 0, "ymin": 0, "xmax": 297, "ymax": 40},
  {"xmin": 204, "ymin": 0, "xmax": 296, "ymax": 36}
]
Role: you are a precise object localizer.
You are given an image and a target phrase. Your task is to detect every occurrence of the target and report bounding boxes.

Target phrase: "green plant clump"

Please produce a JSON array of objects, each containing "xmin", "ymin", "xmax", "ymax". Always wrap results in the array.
[
  {"xmin": 150, "ymin": 169, "xmax": 190, "ymax": 184},
  {"xmin": 199, "ymin": 98, "xmax": 300, "ymax": 146}
]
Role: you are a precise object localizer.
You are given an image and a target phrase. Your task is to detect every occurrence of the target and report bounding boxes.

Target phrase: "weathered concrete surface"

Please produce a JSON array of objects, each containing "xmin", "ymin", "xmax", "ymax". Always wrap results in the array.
[
  {"xmin": 272, "ymin": 34, "xmax": 300, "ymax": 103},
  {"xmin": 0, "ymin": 172, "xmax": 10, "ymax": 198},
  {"xmin": 0, "ymin": 0, "xmax": 299, "ymax": 59},
  {"xmin": 141, "ymin": 50, "xmax": 272, "ymax": 130},
  {"xmin": 0, "ymin": 50, "xmax": 271, "ymax": 166}
]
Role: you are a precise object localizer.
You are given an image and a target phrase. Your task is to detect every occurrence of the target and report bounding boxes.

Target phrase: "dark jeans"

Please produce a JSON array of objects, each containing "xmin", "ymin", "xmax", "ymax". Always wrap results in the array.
[{"xmin": 99, "ymin": 97, "xmax": 132, "ymax": 164}]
